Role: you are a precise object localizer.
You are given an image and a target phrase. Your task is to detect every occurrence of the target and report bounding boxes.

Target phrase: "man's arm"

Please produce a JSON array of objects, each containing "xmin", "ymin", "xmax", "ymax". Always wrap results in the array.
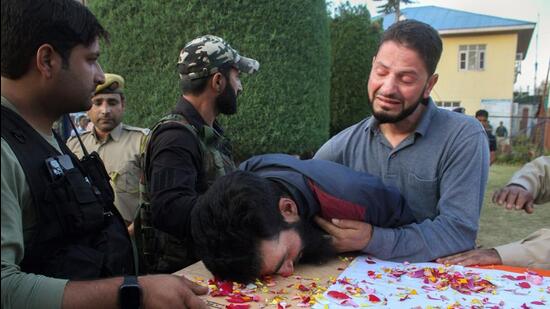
[
  {"xmin": 506, "ymin": 156, "xmax": 550, "ymax": 205},
  {"xmin": 438, "ymin": 229, "xmax": 550, "ymax": 269},
  {"xmin": 147, "ymin": 126, "xmax": 202, "ymax": 239},
  {"xmin": 61, "ymin": 274, "xmax": 207, "ymax": 309},
  {"xmin": 366, "ymin": 132, "xmax": 488, "ymax": 261},
  {"xmin": 2, "ymin": 139, "xmax": 69, "ymax": 308},
  {"xmin": 315, "ymin": 131, "xmax": 489, "ymax": 262}
]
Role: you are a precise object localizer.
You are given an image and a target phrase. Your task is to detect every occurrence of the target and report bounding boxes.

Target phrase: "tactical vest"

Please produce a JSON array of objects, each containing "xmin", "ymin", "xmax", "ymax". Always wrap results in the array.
[
  {"xmin": 135, "ymin": 113, "xmax": 235, "ymax": 274},
  {"xmin": 1, "ymin": 106, "xmax": 134, "ymax": 279}
]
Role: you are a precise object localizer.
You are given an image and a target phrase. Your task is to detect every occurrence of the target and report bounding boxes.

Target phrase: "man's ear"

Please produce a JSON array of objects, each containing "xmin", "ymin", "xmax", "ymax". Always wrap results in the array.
[
  {"xmin": 211, "ymin": 72, "xmax": 225, "ymax": 93},
  {"xmin": 423, "ymin": 73, "xmax": 439, "ymax": 98},
  {"xmin": 278, "ymin": 197, "xmax": 300, "ymax": 223},
  {"xmin": 36, "ymin": 44, "xmax": 60, "ymax": 79}
]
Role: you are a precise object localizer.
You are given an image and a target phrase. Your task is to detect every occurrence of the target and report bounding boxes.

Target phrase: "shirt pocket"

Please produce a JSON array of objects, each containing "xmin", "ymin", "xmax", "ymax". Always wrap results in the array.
[
  {"xmin": 407, "ymin": 173, "xmax": 439, "ymax": 220},
  {"xmin": 111, "ymin": 161, "xmax": 140, "ymax": 194}
]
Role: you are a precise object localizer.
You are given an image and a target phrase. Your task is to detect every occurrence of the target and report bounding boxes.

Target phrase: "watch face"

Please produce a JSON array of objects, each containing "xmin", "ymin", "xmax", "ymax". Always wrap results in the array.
[{"xmin": 120, "ymin": 284, "xmax": 141, "ymax": 309}]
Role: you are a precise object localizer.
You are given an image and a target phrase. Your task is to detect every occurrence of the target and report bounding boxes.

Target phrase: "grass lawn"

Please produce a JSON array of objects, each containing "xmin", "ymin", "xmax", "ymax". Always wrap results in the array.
[{"xmin": 476, "ymin": 163, "xmax": 550, "ymax": 249}]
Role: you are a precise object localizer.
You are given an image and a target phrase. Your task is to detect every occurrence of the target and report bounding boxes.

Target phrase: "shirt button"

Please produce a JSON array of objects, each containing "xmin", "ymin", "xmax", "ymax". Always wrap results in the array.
[{"xmin": 390, "ymin": 153, "xmax": 397, "ymax": 159}]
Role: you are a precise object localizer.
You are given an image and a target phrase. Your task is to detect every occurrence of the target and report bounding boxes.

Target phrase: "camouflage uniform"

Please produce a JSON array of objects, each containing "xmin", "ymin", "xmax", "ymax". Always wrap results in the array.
[{"xmin": 135, "ymin": 35, "xmax": 258, "ymax": 274}]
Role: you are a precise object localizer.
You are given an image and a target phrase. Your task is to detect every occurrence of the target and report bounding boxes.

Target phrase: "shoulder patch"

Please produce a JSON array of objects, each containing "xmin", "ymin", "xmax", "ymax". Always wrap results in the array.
[
  {"xmin": 67, "ymin": 130, "xmax": 91, "ymax": 142},
  {"xmin": 122, "ymin": 124, "xmax": 150, "ymax": 135}
]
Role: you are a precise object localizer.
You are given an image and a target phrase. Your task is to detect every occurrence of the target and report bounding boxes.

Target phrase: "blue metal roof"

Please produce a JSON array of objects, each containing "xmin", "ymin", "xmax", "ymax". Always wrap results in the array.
[{"xmin": 380, "ymin": 6, "xmax": 535, "ymax": 31}]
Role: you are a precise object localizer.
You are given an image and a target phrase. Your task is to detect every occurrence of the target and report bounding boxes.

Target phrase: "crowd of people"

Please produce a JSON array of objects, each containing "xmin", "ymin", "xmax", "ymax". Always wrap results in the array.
[{"xmin": 1, "ymin": 1, "xmax": 548, "ymax": 308}]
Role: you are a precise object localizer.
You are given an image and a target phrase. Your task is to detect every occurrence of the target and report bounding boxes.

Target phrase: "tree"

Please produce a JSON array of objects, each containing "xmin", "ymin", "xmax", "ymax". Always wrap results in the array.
[
  {"xmin": 329, "ymin": 2, "xmax": 382, "ymax": 136},
  {"xmin": 89, "ymin": 0, "xmax": 331, "ymax": 160},
  {"xmin": 373, "ymin": 0, "xmax": 414, "ymax": 23}
]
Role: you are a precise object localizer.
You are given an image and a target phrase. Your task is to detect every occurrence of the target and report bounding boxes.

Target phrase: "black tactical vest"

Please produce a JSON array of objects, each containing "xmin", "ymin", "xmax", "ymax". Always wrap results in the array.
[
  {"xmin": 134, "ymin": 113, "xmax": 235, "ymax": 274},
  {"xmin": 1, "ymin": 106, "xmax": 134, "ymax": 279}
]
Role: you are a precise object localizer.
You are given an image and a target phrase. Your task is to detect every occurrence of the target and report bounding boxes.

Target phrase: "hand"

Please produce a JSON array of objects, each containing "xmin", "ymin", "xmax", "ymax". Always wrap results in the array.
[
  {"xmin": 492, "ymin": 184, "xmax": 534, "ymax": 213},
  {"xmin": 436, "ymin": 248, "xmax": 502, "ymax": 266},
  {"xmin": 140, "ymin": 274, "xmax": 208, "ymax": 309},
  {"xmin": 314, "ymin": 216, "xmax": 372, "ymax": 253}
]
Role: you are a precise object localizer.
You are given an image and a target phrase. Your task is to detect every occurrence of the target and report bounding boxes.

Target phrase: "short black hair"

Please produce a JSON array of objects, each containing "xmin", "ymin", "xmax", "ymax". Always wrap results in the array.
[
  {"xmin": 190, "ymin": 171, "xmax": 290, "ymax": 283},
  {"xmin": 1, "ymin": 0, "xmax": 109, "ymax": 79},
  {"xmin": 475, "ymin": 109, "xmax": 489, "ymax": 118},
  {"xmin": 179, "ymin": 63, "xmax": 234, "ymax": 96},
  {"xmin": 377, "ymin": 19, "xmax": 442, "ymax": 76}
]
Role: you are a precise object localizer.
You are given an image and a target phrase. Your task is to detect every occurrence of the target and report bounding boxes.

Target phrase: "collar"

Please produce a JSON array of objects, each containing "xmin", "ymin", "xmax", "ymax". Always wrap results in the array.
[
  {"xmin": 1, "ymin": 96, "xmax": 18, "ymax": 113},
  {"xmin": 365, "ymin": 97, "xmax": 437, "ymax": 137},
  {"xmin": 92, "ymin": 122, "xmax": 123, "ymax": 142},
  {"xmin": 414, "ymin": 98, "xmax": 437, "ymax": 137},
  {"xmin": 2, "ymin": 95, "xmax": 59, "ymax": 149},
  {"xmin": 172, "ymin": 96, "xmax": 225, "ymax": 134}
]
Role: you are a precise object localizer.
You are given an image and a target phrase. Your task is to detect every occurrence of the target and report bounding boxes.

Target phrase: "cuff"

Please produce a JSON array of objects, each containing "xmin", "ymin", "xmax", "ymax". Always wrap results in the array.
[
  {"xmin": 494, "ymin": 241, "xmax": 529, "ymax": 267},
  {"xmin": 362, "ymin": 226, "xmax": 395, "ymax": 257}
]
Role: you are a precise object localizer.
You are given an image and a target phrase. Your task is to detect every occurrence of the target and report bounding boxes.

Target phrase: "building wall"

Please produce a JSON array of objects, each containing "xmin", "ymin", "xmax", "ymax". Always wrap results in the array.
[{"xmin": 431, "ymin": 32, "xmax": 517, "ymax": 116}]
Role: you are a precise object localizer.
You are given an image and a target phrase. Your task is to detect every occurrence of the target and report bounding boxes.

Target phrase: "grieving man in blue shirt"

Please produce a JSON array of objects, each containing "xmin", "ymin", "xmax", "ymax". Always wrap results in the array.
[{"xmin": 314, "ymin": 20, "xmax": 489, "ymax": 263}]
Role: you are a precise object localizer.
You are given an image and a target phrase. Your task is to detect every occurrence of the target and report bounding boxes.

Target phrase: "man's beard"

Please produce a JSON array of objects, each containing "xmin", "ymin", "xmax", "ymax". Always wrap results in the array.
[
  {"xmin": 291, "ymin": 219, "xmax": 335, "ymax": 265},
  {"xmin": 370, "ymin": 87, "xmax": 426, "ymax": 124},
  {"xmin": 216, "ymin": 82, "xmax": 237, "ymax": 115}
]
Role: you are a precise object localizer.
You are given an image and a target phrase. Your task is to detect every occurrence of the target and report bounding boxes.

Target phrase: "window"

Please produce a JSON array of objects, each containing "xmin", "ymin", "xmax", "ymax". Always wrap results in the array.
[
  {"xmin": 459, "ymin": 44, "xmax": 486, "ymax": 71},
  {"xmin": 435, "ymin": 101, "xmax": 461, "ymax": 110}
]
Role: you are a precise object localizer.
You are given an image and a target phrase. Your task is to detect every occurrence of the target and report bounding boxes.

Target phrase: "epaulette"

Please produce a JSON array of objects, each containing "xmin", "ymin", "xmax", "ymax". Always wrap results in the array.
[
  {"xmin": 122, "ymin": 124, "xmax": 150, "ymax": 135},
  {"xmin": 67, "ymin": 130, "xmax": 92, "ymax": 142}
]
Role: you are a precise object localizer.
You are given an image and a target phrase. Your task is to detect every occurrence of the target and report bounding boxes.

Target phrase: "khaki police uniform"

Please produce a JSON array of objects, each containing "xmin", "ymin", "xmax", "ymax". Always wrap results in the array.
[
  {"xmin": 67, "ymin": 123, "xmax": 148, "ymax": 222},
  {"xmin": 494, "ymin": 156, "xmax": 550, "ymax": 270}
]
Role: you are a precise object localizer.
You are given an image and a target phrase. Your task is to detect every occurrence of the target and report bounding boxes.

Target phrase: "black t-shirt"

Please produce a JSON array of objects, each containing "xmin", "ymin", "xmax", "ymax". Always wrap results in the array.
[{"xmin": 486, "ymin": 129, "xmax": 497, "ymax": 151}]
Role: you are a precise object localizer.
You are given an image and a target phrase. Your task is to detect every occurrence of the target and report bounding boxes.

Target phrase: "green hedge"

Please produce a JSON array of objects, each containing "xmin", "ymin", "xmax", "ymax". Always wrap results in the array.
[
  {"xmin": 329, "ymin": 2, "xmax": 381, "ymax": 136},
  {"xmin": 89, "ymin": 0, "xmax": 330, "ymax": 160}
]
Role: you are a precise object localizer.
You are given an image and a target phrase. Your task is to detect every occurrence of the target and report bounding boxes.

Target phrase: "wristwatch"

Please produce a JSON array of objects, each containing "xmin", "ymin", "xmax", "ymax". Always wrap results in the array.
[{"xmin": 119, "ymin": 276, "xmax": 142, "ymax": 309}]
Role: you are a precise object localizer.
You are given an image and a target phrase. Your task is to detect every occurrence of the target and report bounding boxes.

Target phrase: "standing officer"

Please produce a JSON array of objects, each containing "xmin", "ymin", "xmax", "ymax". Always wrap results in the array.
[
  {"xmin": 67, "ymin": 73, "xmax": 148, "ymax": 225},
  {"xmin": 136, "ymin": 35, "xmax": 259, "ymax": 274}
]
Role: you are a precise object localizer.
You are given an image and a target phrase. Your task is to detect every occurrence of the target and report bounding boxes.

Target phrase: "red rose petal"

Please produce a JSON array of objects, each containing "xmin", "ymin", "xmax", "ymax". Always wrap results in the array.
[
  {"xmin": 328, "ymin": 290, "xmax": 351, "ymax": 300},
  {"xmin": 368, "ymin": 294, "xmax": 381, "ymax": 302}
]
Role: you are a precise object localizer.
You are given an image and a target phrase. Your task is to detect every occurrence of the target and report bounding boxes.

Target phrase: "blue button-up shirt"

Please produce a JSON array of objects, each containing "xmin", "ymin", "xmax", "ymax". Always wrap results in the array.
[{"xmin": 314, "ymin": 99, "xmax": 489, "ymax": 262}]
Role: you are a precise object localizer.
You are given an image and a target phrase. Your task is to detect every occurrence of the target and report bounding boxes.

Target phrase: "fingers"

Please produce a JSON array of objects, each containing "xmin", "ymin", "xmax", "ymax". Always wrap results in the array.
[
  {"xmin": 436, "ymin": 249, "xmax": 501, "ymax": 267},
  {"xmin": 314, "ymin": 216, "xmax": 338, "ymax": 235},
  {"xmin": 330, "ymin": 218, "xmax": 365, "ymax": 230},
  {"xmin": 437, "ymin": 251, "xmax": 476, "ymax": 266},
  {"xmin": 314, "ymin": 216, "xmax": 372, "ymax": 252},
  {"xmin": 524, "ymin": 200, "xmax": 535, "ymax": 214},
  {"xmin": 179, "ymin": 275, "xmax": 208, "ymax": 295},
  {"xmin": 505, "ymin": 190, "xmax": 519, "ymax": 210},
  {"xmin": 182, "ymin": 289, "xmax": 208, "ymax": 309},
  {"xmin": 514, "ymin": 191, "xmax": 530, "ymax": 211},
  {"xmin": 493, "ymin": 189, "xmax": 510, "ymax": 205},
  {"xmin": 492, "ymin": 185, "xmax": 534, "ymax": 213}
]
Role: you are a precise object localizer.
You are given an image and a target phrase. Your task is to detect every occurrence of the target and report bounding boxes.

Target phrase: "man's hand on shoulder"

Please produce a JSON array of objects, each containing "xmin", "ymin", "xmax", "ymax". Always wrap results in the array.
[
  {"xmin": 492, "ymin": 184, "xmax": 534, "ymax": 213},
  {"xmin": 314, "ymin": 216, "xmax": 372, "ymax": 253},
  {"xmin": 436, "ymin": 248, "xmax": 502, "ymax": 267}
]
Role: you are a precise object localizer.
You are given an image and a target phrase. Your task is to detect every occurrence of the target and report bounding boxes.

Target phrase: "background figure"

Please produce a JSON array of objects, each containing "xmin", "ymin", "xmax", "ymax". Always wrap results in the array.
[
  {"xmin": 314, "ymin": 20, "xmax": 489, "ymax": 263},
  {"xmin": 67, "ymin": 73, "xmax": 148, "ymax": 225},
  {"xmin": 495, "ymin": 121, "xmax": 509, "ymax": 150},
  {"xmin": 438, "ymin": 156, "xmax": 549, "ymax": 269},
  {"xmin": 70, "ymin": 114, "xmax": 90, "ymax": 136},
  {"xmin": 452, "ymin": 107, "xmax": 465, "ymax": 114},
  {"xmin": 475, "ymin": 109, "xmax": 497, "ymax": 165},
  {"xmin": 136, "ymin": 35, "xmax": 259, "ymax": 274}
]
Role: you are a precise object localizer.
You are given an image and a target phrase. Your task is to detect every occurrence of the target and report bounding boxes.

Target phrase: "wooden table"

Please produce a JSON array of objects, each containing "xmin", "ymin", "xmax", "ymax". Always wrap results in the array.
[{"xmin": 175, "ymin": 257, "xmax": 355, "ymax": 308}]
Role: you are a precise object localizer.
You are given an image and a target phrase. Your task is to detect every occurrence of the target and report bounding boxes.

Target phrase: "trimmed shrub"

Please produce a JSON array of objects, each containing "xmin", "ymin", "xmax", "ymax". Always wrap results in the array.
[
  {"xmin": 89, "ymin": 0, "xmax": 330, "ymax": 160},
  {"xmin": 330, "ymin": 2, "xmax": 381, "ymax": 136}
]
